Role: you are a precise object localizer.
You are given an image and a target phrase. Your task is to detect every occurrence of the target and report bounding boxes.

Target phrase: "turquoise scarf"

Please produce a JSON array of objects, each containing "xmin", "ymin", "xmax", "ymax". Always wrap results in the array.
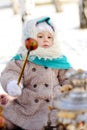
[{"xmin": 12, "ymin": 54, "xmax": 72, "ymax": 69}]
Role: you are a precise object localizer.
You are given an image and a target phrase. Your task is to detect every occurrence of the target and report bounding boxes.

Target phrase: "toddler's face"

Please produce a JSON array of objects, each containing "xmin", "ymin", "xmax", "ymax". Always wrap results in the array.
[{"xmin": 37, "ymin": 31, "xmax": 54, "ymax": 48}]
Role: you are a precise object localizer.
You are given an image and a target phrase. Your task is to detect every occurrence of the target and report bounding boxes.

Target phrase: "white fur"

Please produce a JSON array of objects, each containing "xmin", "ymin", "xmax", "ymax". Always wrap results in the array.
[
  {"xmin": 17, "ymin": 37, "xmax": 62, "ymax": 60},
  {"xmin": 29, "ymin": 40, "xmax": 62, "ymax": 60}
]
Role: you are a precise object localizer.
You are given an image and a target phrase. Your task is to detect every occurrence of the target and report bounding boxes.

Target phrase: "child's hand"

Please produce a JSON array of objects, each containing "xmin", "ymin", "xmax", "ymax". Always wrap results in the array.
[
  {"xmin": 60, "ymin": 84, "xmax": 73, "ymax": 93},
  {"xmin": 7, "ymin": 80, "xmax": 23, "ymax": 97},
  {"xmin": 0, "ymin": 94, "xmax": 8, "ymax": 105}
]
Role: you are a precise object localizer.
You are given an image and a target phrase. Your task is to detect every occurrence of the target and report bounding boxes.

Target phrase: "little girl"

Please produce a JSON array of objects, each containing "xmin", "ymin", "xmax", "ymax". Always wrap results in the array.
[{"xmin": 0, "ymin": 16, "xmax": 75, "ymax": 130}]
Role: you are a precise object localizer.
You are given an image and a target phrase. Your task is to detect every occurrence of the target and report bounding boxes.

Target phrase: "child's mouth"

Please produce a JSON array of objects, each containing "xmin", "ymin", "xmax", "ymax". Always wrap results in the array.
[{"xmin": 43, "ymin": 45, "xmax": 49, "ymax": 48}]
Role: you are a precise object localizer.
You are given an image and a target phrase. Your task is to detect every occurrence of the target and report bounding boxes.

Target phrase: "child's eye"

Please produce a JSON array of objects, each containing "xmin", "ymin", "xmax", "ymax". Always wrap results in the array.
[
  {"xmin": 48, "ymin": 36, "xmax": 52, "ymax": 39},
  {"xmin": 38, "ymin": 36, "xmax": 43, "ymax": 38}
]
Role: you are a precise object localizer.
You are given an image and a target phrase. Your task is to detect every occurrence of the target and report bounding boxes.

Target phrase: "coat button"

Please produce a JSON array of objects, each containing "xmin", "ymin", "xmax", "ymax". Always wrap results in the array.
[
  {"xmin": 32, "ymin": 68, "xmax": 36, "ymax": 72},
  {"xmin": 33, "ymin": 84, "xmax": 37, "ymax": 88},
  {"xmin": 44, "ymin": 83, "xmax": 49, "ymax": 87},
  {"xmin": 45, "ymin": 99, "xmax": 50, "ymax": 102},
  {"xmin": 34, "ymin": 99, "xmax": 39, "ymax": 103},
  {"xmin": 44, "ymin": 66, "xmax": 48, "ymax": 69},
  {"xmin": 57, "ymin": 75, "xmax": 59, "ymax": 78}
]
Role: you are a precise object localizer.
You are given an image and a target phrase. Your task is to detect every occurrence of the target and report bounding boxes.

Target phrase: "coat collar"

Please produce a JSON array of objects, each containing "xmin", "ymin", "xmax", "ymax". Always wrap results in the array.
[{"xmin": 12, "ymin": 54, "xmax": 72, "ymax": 69}]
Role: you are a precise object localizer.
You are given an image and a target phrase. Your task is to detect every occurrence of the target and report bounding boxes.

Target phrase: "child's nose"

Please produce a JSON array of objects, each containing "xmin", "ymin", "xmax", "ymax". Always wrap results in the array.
[{"xmin": 44, "ymin": 36, "xmax": 48, "ymax": 41}]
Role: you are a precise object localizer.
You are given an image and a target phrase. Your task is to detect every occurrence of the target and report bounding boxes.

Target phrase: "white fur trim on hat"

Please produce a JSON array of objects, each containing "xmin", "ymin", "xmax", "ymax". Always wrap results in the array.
[{"xmin": 36, "ymin": 22, "xmax": 54, "ymax": 36}]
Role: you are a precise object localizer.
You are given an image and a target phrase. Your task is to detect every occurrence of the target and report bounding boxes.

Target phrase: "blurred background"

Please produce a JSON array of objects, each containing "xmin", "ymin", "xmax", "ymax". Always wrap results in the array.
[{"xmin": 0, "ymin": 0, "xmax": 87, "ymax": 93}]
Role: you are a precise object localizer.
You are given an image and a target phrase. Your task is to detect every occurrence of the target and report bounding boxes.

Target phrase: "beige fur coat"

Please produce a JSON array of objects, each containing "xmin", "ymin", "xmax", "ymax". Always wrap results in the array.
[{"xmin": 0, "ymin": 60, "xmax": 74, "ymax": 130}]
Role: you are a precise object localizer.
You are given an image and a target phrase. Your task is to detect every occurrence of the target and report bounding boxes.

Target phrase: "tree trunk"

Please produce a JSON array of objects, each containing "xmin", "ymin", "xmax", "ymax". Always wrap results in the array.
[
  {"xmin": 53, "ymin": 0, "xmax": 63, "ymax": 12},
  {"xmin": 12, "ymin": 0, "xmax": 20, "ymax": 14},
  {"xmin": 79, "ymin": 0, "xmax": 87, "ymax": 28},
  {"xmin": 18, "ymin": 0, "xmax": 35, "ymax": 22}
]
